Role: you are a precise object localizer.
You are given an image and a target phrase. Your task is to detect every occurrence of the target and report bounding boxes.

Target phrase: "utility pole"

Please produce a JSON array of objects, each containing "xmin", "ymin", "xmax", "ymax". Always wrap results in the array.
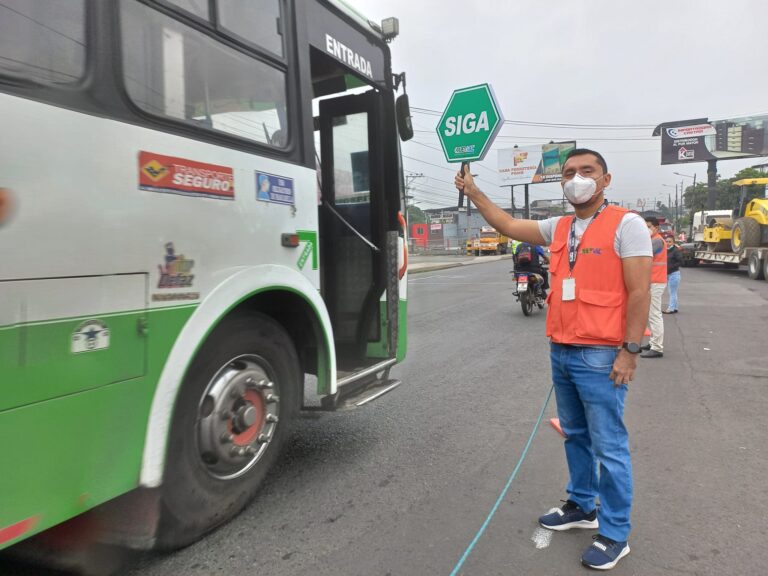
[
  {"xmin": 673, "ymin": 185, "xmax": 678, "ymax": 232},
  {"xmin": 707, "ymin": 160, "xmax": 717, "ymax": 209},
  {"xmin": 404, "ymin": 173, "xmax": 424, "ymax": 224},
  {"xmin": 524, "ymin": 184, "xmax": 530, "ymax": 219},
  {"xmin": 405, "ymin": 172, "xmax": 424, "ymax": 197}
]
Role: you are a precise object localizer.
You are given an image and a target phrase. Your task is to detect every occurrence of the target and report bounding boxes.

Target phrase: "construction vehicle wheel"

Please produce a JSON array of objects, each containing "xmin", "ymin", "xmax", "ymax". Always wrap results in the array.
[
  {"xmin": 731, "ymin": 218, "xmax": 761, "ymax": 254},
  {"xmin": 763, "ymin": 256, "xmax": 768, "ymax": 282},
  {"xmin": 748, "ymin": 253, "xmax": 764, "ymax": 280}
]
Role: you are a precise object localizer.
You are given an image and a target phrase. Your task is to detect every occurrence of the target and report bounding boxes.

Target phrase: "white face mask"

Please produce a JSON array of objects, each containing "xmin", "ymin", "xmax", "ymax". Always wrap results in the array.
[{"xmin": 562, "ymin": 174, "xmax": 602, "ymax": 205}]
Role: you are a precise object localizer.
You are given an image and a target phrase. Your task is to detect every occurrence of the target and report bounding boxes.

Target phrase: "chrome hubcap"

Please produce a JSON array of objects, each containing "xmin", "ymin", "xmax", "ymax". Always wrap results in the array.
[{"xmin": 197, "ymin": 355, "xmax": 280, "ymax": 480}]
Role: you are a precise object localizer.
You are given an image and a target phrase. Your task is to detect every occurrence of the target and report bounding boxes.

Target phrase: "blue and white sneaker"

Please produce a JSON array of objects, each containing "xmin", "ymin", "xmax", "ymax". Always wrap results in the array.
[
  {"xmin": 538, "ymin": 500, "xmax": 598, "ymax": 531},
  {"xmin": 581, "ymin": 534, "xmax": 630, "ymax": 570}
]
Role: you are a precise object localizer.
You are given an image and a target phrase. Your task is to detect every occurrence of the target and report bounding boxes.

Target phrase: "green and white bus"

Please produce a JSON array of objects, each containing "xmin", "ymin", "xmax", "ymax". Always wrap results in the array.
[{"xmin": 0, "ymin": 0, "xmax": 411, "ymax": 551}]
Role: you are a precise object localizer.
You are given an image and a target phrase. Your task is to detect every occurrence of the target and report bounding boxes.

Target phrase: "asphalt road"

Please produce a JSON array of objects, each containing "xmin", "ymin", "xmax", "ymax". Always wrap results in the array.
[{"xmin": 3, "ymin": 261, "xmax": 767, "ymax": 575}]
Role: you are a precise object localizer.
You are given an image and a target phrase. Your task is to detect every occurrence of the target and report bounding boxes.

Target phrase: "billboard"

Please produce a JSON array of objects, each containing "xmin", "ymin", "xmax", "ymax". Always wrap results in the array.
[
  {"xmin": 498, "ymin": 141, "xmax": 576, "ymax": 185},
  {"xmin": 658, "ymin": 115, "xmax": 768, "ymax": 165}
]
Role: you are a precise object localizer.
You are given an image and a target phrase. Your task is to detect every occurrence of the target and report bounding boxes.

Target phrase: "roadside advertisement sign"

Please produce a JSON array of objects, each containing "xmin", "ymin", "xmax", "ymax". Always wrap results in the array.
[
  {"xmin": 658, "ymin": 115, "xmax": 768, "ymax": 165},
  {"xmin": 497, "ymin": 141, "xmax": 576, "ymax": 185}
]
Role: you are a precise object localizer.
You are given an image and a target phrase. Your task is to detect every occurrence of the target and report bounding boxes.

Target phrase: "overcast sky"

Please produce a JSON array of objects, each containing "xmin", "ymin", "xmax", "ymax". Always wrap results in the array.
[{"xmin": 351, "ymin": 0, "xmax": 768, "ymax": 211}]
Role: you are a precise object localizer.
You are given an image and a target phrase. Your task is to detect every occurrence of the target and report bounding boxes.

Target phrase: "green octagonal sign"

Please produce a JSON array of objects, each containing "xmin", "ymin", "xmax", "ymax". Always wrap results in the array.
[{"xmin": 436, "ymin": 83, "xmax": 504, "ymax": 163}]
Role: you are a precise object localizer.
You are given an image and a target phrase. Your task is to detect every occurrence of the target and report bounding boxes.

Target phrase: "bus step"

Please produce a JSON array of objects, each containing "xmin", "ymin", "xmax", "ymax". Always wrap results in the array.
[{"xmin": 319, "ymin": 378, "xmax": 401, "ymax": 411}]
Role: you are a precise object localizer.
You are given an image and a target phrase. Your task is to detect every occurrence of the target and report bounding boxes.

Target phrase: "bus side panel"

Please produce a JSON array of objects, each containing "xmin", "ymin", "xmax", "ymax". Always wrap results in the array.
[
  {"xmin": 0, "ymin": 95, "xmax": 328, "ymax": 544},
  {"xmin": 0, "ymin": 305, "xmax": 195, "ymax": 550},
  {"xmin": 0, "ymin": 275, "xmax": 148, "ymax": 412}
]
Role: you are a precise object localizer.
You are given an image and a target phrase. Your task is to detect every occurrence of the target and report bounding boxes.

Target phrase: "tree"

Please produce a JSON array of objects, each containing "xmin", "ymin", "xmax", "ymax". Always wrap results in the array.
[
  {"xmin": 656, "ymin": 203, "xmax": 674, "ymax": 222},
  {"xmin": 407, "ymin": 204, "xmax": 427, "ymax": 224}
]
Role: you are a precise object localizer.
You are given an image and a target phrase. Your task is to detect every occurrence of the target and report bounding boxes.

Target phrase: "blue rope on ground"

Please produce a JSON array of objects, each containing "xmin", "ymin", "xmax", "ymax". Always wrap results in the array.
[{"xmin": 449, "ymin": 384, "xmax": 555, "ymax": 576}]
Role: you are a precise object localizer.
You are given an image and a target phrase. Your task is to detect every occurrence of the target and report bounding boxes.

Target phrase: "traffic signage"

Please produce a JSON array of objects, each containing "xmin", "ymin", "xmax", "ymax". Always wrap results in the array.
[{"xmin": 436, "ymin": 84, "xmax": 504, "ymax": 163}]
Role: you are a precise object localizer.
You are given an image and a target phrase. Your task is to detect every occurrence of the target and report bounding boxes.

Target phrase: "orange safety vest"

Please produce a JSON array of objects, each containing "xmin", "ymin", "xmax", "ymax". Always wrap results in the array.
[
  {"xmin": 546, "ymin": 205, "xmax": 628, "ymax": 347},
  {"xmin": 651, "ymin": 233, "xmax": 668, "ymax": 283}
]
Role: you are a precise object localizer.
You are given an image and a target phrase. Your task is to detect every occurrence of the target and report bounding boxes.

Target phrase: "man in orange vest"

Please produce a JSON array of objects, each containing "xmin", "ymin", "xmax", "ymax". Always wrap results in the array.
[
  {"xmin": 456, "ymin": 149, "xmax": 651, "ymax": 570},
  {"xmin": 641, "ymin": 217, "xmax": 667, "ymax": 358}
]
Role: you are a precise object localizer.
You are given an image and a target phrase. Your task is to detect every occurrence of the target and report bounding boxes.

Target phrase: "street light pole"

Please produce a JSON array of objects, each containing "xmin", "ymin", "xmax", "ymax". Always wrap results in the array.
[{"xmin": 674, "ymin": 171, "xmax": 697, "ymax": 238}]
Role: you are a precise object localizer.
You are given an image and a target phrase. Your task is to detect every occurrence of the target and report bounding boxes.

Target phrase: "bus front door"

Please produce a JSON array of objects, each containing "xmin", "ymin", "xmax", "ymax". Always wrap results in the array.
[{"xmin": 318, "ymin": 90, "xmax": 397, "ymax": 372}]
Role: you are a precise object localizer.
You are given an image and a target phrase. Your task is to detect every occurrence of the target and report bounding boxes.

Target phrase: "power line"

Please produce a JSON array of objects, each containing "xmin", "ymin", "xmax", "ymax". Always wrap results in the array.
[
  {"xmin": 409, "ymin": 135, "xmax": 658, "ymax": 154},
  {"xmin": 406, "ymin": 140, "xmax": 501, "ymax": 177},
  {"xmin": 410, "ymin": 106, "xmax": 655, "ymax": 130},
  {"xmin": 411, "ymin": 129, "xmax": 657, "ymax": 142}
]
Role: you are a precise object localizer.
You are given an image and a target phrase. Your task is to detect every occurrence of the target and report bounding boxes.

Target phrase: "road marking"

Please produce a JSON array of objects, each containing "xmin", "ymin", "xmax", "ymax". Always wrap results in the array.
[
  {"xmin": 409, "ymin": 281, "xmax": 510, "ymax": 286},
  {"xmin": 531, "ymin": 527, "xmax": 553, "ymax": 549},
  {"xmin": 409, "ymin": 274, "xmax": 468, "ymax": 281}
]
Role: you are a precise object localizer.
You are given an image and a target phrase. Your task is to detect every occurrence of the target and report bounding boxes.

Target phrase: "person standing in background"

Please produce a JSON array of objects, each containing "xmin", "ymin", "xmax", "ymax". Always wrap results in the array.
[
  {"xmin": 641, "ymin": 217, "xmax": 667, "ymax": 358},
  {"xmin": 663, "ymin": 236, "xmax": 682, "ymax": 314}
]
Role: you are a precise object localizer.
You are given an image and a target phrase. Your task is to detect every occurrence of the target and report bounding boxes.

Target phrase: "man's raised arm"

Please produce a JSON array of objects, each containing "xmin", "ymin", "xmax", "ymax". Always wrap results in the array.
[{"xmin": 454, "ymin": 166, "xmax": 547, "ymax": 245}]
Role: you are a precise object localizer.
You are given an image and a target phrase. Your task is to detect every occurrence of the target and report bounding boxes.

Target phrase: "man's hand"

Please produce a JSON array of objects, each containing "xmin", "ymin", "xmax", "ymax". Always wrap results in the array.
[
  {"xmin": 609, "ymin": 349, "xmax": 637, "ymax": 387},
  {"xmin": 454, "ymin": 165, "xmax": 478, "ymax": 199}
]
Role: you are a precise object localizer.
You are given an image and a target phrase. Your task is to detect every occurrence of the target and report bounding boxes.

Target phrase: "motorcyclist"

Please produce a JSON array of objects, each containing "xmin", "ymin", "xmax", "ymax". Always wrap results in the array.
[{"xmin": 514, "ymin": 242, "xmax": 550, "ymax": 293}]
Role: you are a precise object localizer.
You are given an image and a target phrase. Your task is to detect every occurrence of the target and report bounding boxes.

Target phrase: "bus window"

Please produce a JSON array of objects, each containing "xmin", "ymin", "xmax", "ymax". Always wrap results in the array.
[
  {"xmin": 0, "ymin": 1, "xmax": 85, "ymax": 84},
  {"xmin": 165, "ymin": 0, "xmax": 210, "ymax": 20},
  {"xmin": 121, "ymin": 0, "xmax": 288, "ymax": 147},
  {"xmin": 217, "ymin": 0, "xmax": 284, "ymax": 57}
]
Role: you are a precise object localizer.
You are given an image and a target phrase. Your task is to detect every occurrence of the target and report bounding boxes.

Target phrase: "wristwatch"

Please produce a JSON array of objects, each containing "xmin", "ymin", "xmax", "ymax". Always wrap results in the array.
[{"xmin": 622, "ymin": 342, "xmax": 641, "ymax": 354}]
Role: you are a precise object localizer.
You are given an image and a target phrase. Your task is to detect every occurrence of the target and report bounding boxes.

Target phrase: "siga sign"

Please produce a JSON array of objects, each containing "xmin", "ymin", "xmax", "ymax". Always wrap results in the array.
[{"xmin": 436, "ymin": 84, "xmax": 504, "ymax": 163}]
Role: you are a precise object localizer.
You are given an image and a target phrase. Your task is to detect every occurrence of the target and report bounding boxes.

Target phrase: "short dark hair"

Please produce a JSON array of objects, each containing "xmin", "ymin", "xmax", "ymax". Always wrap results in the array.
[
  {"xmin": 564, "ymin": 148, "xmax": 608, "ymax": 174},
  {"xmin": 645, "ymin": 216, "xmax": 659, "ymax": 227}
]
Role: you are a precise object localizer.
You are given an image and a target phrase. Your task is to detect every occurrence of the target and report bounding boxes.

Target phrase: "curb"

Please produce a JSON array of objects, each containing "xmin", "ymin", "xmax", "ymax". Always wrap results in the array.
[
  {"xmin": 409, "ymin": 263, "xmax": 463, "ymax": 274},
  {"xmin": 409, "ymin": 255, "xmax": 514, "ymax": 274}
]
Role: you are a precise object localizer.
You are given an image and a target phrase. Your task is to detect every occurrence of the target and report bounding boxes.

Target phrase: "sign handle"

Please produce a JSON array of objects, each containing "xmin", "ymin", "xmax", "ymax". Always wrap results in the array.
[{"xmin": 458, "ymin": 161, "xmax": 469, "ymax": 208}]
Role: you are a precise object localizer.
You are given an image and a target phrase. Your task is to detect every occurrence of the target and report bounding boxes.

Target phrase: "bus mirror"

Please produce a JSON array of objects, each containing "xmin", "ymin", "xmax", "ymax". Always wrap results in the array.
[{"xmin": 396, "ymin": 93, "xmax": 413, "ymax": 141}]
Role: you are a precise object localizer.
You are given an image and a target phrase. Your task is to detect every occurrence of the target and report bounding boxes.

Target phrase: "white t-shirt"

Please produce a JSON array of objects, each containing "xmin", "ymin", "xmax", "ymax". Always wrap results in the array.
[{"xmin": 537, "ymin": 212, "xmax": 652, "ymax": 259}]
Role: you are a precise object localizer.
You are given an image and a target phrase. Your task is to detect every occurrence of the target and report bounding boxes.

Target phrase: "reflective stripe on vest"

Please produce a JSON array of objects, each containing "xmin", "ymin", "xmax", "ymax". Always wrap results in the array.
[
  {"xmin": 546, "ymin": 205, "xmax": 628, "ymax": 347},
  {"xmin": 651, "ymin": 233, "xmax": 668, "ymax": 283}
]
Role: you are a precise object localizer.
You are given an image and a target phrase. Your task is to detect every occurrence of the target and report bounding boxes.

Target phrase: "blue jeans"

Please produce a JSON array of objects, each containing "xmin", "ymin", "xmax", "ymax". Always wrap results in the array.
[
  {"xmin": 550, "ymin": 343, "xmax": 633, "ymax": 542},
  {"xmin": 667, "ymin": 270, "xmax": 680, "ymax": 311}
]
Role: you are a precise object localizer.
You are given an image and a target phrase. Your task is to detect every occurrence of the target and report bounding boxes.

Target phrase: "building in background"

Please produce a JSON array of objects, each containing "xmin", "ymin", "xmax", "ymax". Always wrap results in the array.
[{"xmin": 411, "ymin": 204, "xmax": 564, "ymax": 252}]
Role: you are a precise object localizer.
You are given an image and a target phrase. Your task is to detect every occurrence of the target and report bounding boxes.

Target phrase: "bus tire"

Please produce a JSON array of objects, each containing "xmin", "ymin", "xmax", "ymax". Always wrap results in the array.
[{"xmin": 156, "ymin": 311, "xmax": 299, "ymax": 549}]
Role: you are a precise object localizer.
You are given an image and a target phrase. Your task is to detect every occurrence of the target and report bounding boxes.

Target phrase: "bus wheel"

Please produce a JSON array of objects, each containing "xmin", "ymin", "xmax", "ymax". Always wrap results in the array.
[{"xmin": 156, "ymin": 312, "xmax": 299, "ymax": 549}]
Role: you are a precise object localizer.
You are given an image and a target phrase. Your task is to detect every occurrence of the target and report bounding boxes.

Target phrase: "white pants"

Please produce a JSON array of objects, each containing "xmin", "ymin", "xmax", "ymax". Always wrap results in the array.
[{"xmin": 649, "ymin": 283, "xmax": 666, "ymax": 352}]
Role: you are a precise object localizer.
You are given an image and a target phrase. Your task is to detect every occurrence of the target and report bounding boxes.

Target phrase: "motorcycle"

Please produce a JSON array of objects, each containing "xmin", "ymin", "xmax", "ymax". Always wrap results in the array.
[{"xmin": 512, "ymin": 267, "xmax": 548, "ymax": 316}]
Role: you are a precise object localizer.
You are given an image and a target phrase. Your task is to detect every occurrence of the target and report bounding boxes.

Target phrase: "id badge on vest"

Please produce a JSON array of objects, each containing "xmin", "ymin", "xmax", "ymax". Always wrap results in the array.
[
  {"xmin": 562, "ymin": 277, "xmax": 576, "ymax": 301},
  {"xmin": 563, "ymin": 201, "xmax": 606, "ymax": 303}
]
